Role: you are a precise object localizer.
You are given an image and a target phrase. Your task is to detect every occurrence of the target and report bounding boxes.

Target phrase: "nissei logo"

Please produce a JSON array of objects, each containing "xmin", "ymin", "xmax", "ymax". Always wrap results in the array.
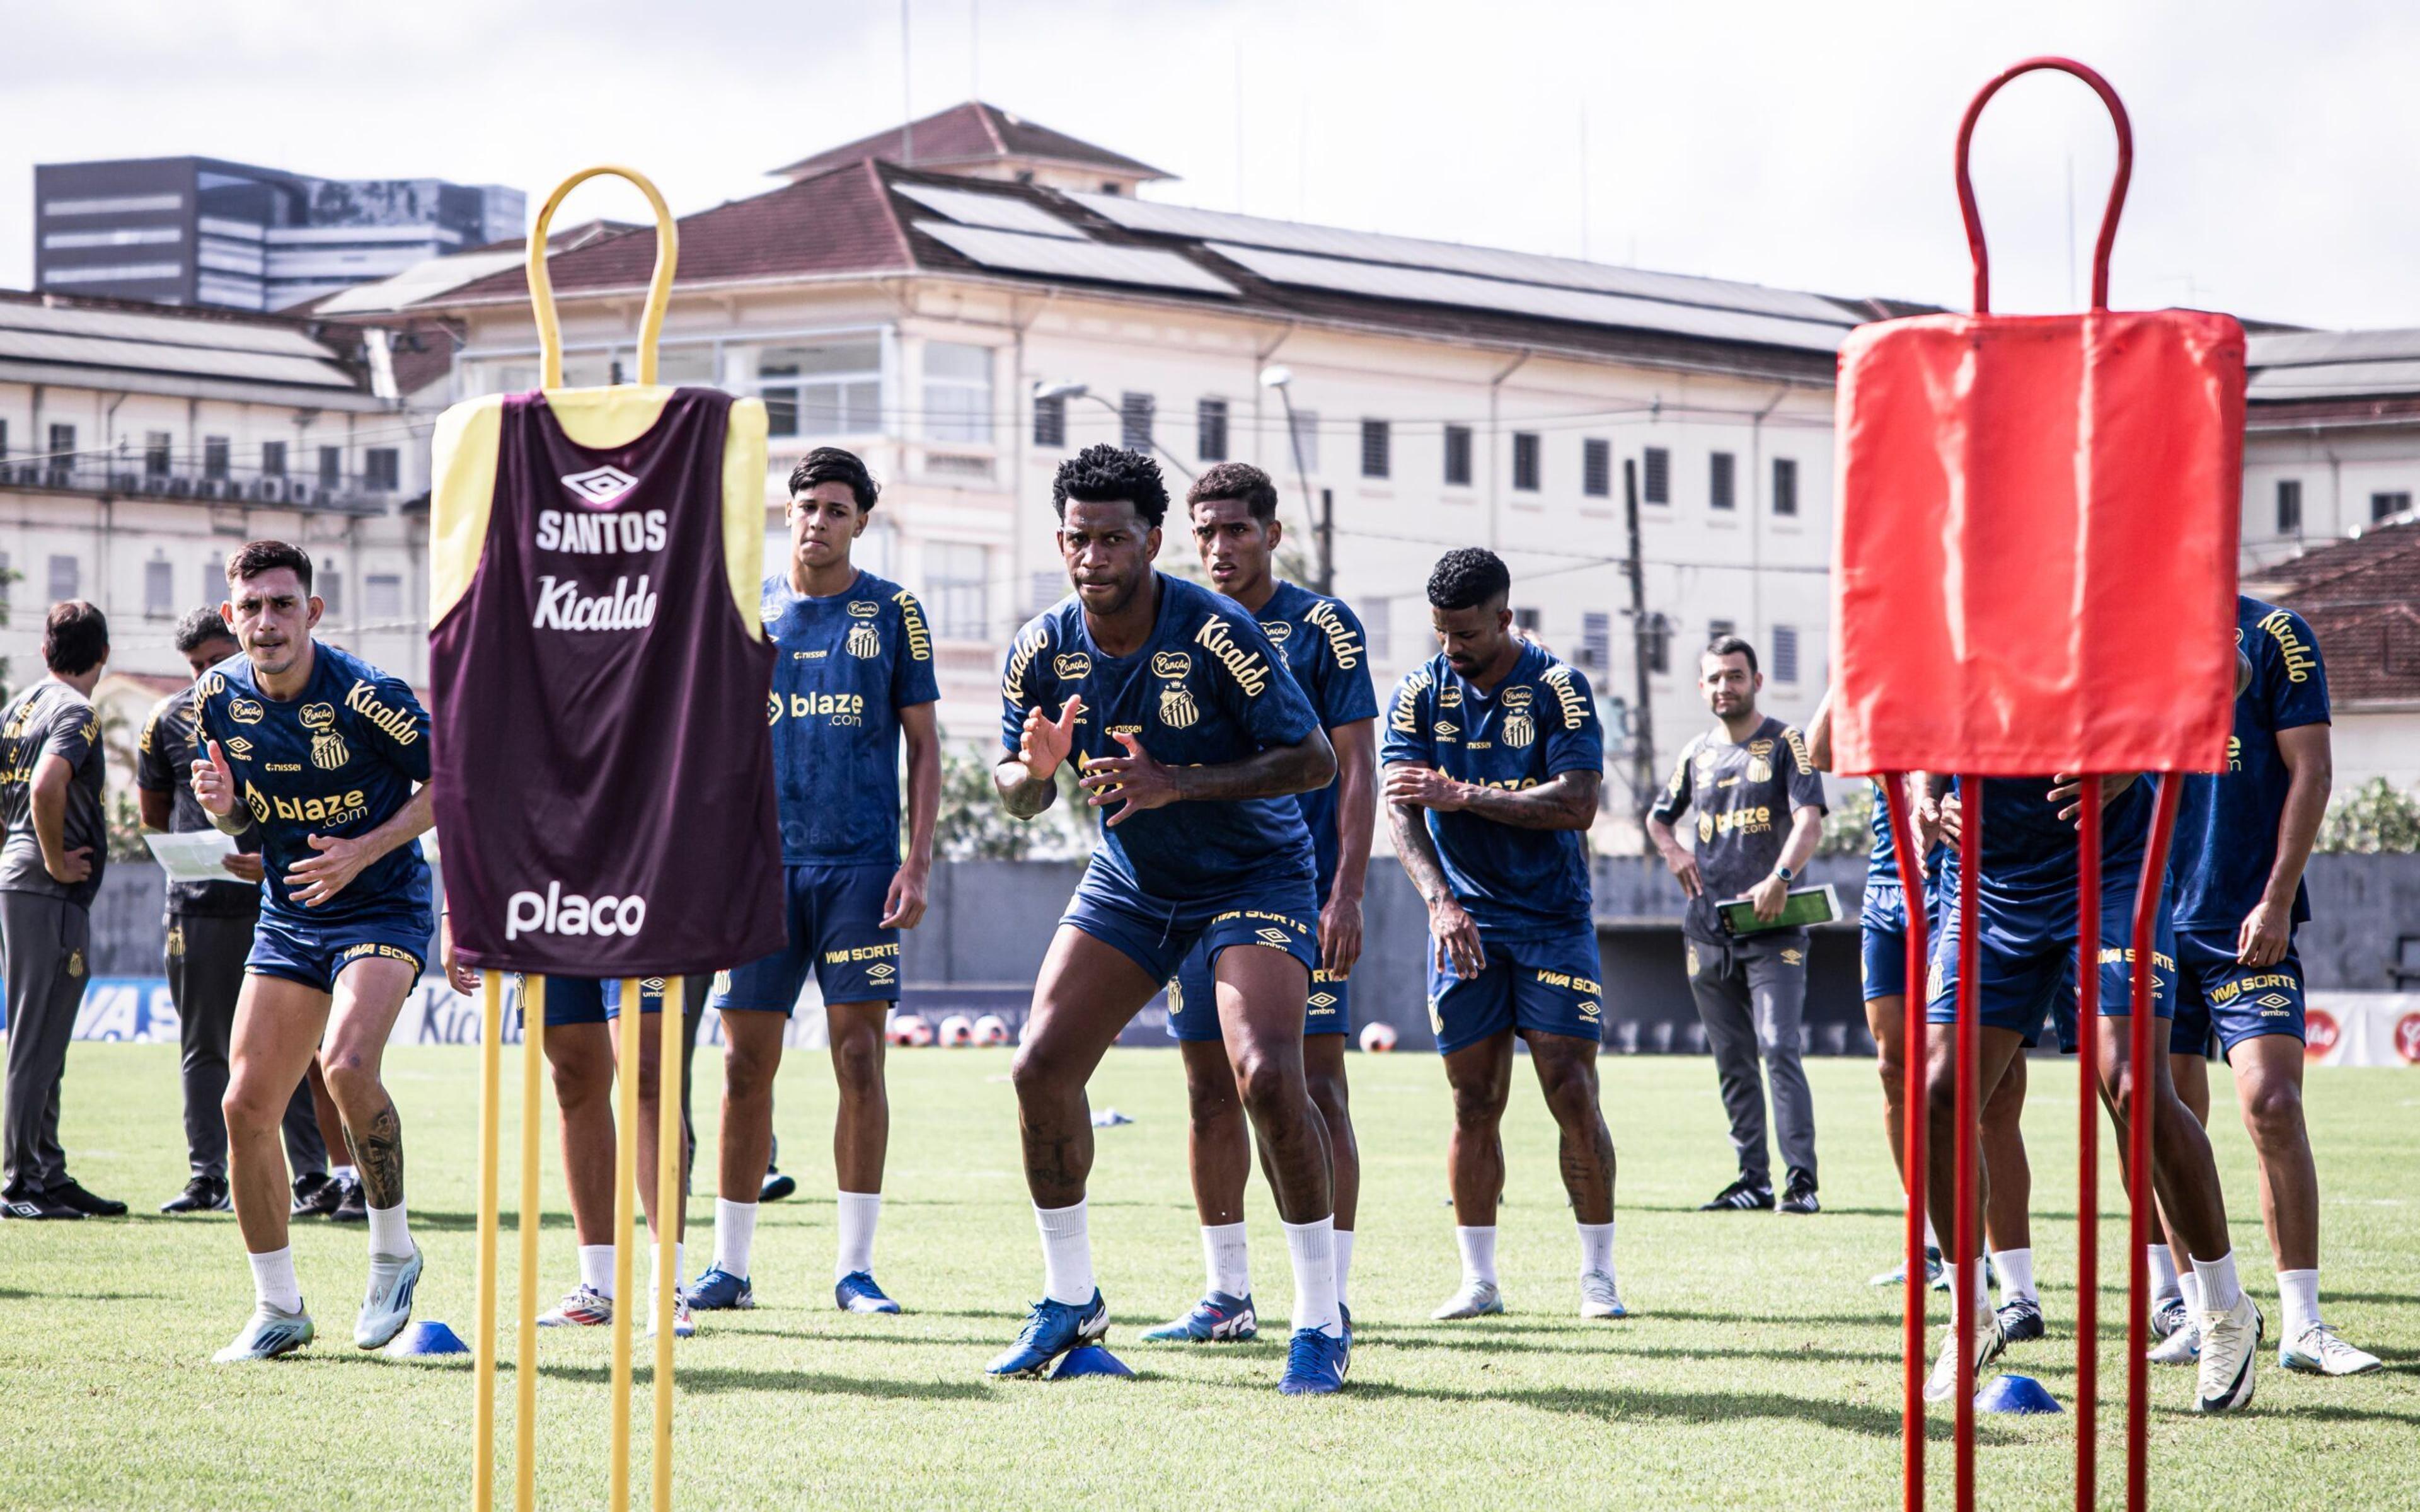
[{"xmin": 506, "ymin": 882, "xmax": 647, "ymax": 941}]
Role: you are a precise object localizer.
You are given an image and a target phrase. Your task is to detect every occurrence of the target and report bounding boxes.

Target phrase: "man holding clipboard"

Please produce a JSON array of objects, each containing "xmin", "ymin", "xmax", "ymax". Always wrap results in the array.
[{"xmin": 1647, "ymin": 636, "xmax": 1829, "ymax": 1215}]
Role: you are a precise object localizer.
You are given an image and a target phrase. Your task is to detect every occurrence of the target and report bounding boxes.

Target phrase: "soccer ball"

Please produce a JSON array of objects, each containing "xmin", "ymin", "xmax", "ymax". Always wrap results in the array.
[
  {"xmin": 972, "ymin": 1014, "xmax": 1011, "ymax": 1046},
  {"xmin": 938, "ymin": 1013, "xmax": 976, "ymax": 1048},
  {"xmin": 887, "ymin": 1013, "xmax": 934, "ymax": 1047},
  {"xmin": 1359, "ymin": 1021, "xmax": 1398, "ymax": 1053}
]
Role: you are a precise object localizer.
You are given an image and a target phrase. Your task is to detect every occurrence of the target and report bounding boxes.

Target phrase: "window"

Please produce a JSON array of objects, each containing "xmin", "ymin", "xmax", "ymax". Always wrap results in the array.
[
  {"xmin": 1645, "ymin": 614, "xmax": 1671, "ymax": 675},
  {"xmin": 199, "ymin": 561, "xmax": 218, "ymax": 608},
  {"xmin": 319, "ymin": 446, "xmax": 342, "ymax": 488},
  {"xmin": 1582, "ymin": 611, "xmax": 1611, "ymax": 669},
  {"xmin": 758, "ymin": 340, "xmax": 882, "ymax": 438},
  {"xmin": 1197, "ymin": 398, "xmax": 1228, "ymax": 462},
  {"xmin": 47, "ymin": 423, "xmax": 76, "ymax": 463},
  {"xmin": 1708, "ymin": 618, "xmax": 1736, "ymax": 644},
  {"xmin": 1032, "ymin": 393, "xmax": 1066, "ymax": 448},
  {"xmin": 146, "ymin": 432, "xmax": 173, "ymax": 476},
  {"xmin": 1286, "ymin": 410, "xmax": 1320, "ymax": 474},
  {"xmin": 48, "ymin": 554, "xmax": 78, "ymax": 602},
  {"xmin": 1355, "ymin": 598, "xmax": 1391, "ymax": 664},
  {"xmin": 2275, "ymin": 479, "xmax": 2302, "ymax": 534},
  {"xmin": 1511, "ymin": 432, "xmax": 1540, "ymax": 492},
  {"xmin": 204, "ymin": 437, "xmax": 230, "ymax": 479},
  {"xmin": 1772, "ymin": 457, "xmax": 1799, "ymax": 517},
  {"xmin": 1643, "ymin": 446, "xmax": 1670, "ymax": 504},
  {"xmin": 2371, "ymin": 490, "xmax": 2409, "ymax": 523},
  {"xmin": 321, "ymin": 570, "xmax": 343, "ymax": 616},
  {"xmin": 0, "ymin": 552, "xmax": 11, "ymax": 605},
  {"xmin": 1443, "ymin": 425, "xmax": 1473, "ymax": 486},
  {"xmin": 1772, "ymin": 624, "xmax": 1801, "ymax": 683},
  {"xmin": 260, "ymin": 440, "xmax": 286, "ymax": 478},
  {"xmin": 1514, "ymin": 607, "xmax": 1541, "ymax": 635},
  {"xmin": 1710, "ymin": 452, "xmax": 1736, "ymax": 511},
  {"xmin": 1028, "ymin": 570, "xmax": 1064, "ymax": 616},
  {"xmin": 145, "ymin": 559, "xmax": 173, "ymax": 618},
  {"xmin": 926, "ymin": 542, "xmax": 989, "ymax": 640},
  {"xmin": 0, "ymin": 420, "xmax": 8, "ymax": 460},
  {"xmin": 364, "ymin": 449, "xmax": 399, "ymax": 491},
  {"xmin": 365, "ymin": 573, "xmax": 403, "ymax": 621},
  {"xmin": 1360, "ymin": 420, "xmax": 1390, "ymax": 479},
  {"xmin": 1120, "ymin": 391, "xmax": 1155, "ymax": 451},
  {"xmin": 1583, "ymin": 439, "xmax": 1611, "ymax": 498},
  {"xmin": 921, "ymin": 342, "xmax": 992, "ymax": 444}
]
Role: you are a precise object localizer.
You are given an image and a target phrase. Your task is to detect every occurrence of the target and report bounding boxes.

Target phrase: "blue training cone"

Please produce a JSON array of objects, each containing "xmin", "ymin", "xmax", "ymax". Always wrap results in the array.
[
  {"xmin": 1975, "ymin": 1373, "xmax": 2061, "ymax": 1414},
  {"xmin": 1049, "ymin": 1344, "xmax": 1134, "ymax": 1380},
  {"xmin": 383, "ymin": 1320, "xmax": 471, "ymax": 1360}
]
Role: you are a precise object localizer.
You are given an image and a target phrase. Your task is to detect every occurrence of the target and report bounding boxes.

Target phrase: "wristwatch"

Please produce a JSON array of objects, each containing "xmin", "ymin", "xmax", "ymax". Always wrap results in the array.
[{"xmin": 1774, "ymin": 864, "xmax": 1796, "ymax": 884}]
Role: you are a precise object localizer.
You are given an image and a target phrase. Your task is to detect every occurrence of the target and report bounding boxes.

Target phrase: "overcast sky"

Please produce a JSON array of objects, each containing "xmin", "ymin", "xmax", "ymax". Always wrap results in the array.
[{"xmin": 3, "ymin": 1, "xmax": 2414, "ymax": 329}]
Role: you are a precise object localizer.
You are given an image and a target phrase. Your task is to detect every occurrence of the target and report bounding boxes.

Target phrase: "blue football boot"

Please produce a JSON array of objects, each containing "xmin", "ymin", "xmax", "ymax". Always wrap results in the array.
[
  {"xmin": 985, "ymin": 1290, "xmax": 1109, "ymax": 1378},
  {"xmin": 836, "ymin": 1271, "xmax": 902, "ymax": 1315},
  {"xmin": 688, "ymin": 1265, "xmax": 754, "ymax": 1311},
  {"xmin": 1277, "ymin": 1325, "xmax": 1349, "ymax": 1395},
  {"xmin": 1140, "ymin": 1290, "xmax": 1257, "ymax": 1343}
]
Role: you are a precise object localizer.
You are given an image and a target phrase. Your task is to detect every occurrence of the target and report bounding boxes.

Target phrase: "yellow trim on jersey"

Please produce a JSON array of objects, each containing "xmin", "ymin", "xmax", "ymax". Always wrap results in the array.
[
  {"xmin": 429, "ymin": 395, "xmax": 504, "ymax": 626},
  {"xmin": 721, "ymin": 397, "xmax": 769, "ymax": 639}
]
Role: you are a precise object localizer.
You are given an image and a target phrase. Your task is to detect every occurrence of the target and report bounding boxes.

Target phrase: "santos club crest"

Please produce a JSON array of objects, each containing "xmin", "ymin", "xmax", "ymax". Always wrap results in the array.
[
  {"xmin": 845, "ymin": 600, "xmax": 881, "ymax": 658},
  {"xmin": 299, "ymin": 702, "xmax": 349, "ymax": 770},
  {"xmin": 1153, "ymin": 651, "xmax": 1197, "ymax": 728},
  {"xmin": 1746, "ymin": 738, "xmax": 1775, "ymax": 784},
  {"xmin": 1500, "ymin": 685, "xmax": 1536, "ymax": 748}
]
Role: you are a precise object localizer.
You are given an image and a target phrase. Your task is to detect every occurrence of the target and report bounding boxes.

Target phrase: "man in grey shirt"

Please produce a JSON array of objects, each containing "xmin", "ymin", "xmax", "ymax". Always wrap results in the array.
[
  {"xmin": 0, "ymin": 601, "xmax": 124, "ymax": 1220},
  {"xmin": 1647, "ymin": 636, "xmax": 1828, "ymax": 1215}
]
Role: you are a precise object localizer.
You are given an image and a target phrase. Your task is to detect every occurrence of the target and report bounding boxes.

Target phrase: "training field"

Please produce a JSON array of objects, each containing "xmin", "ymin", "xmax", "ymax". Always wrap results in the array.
[{"xmin": 2, "ymin": 1046, "xmax": 2412, "ymax": 1510}]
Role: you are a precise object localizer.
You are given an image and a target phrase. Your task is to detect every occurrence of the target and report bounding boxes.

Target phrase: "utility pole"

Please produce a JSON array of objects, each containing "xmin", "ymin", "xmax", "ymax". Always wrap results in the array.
[
  {"xmin": 1315, "ymin": 486, "xmax": 1334, "ymax": 595},
  {"xmin": 1623, "ymin": 457, "xmax": 1657, "ymax": 854}
]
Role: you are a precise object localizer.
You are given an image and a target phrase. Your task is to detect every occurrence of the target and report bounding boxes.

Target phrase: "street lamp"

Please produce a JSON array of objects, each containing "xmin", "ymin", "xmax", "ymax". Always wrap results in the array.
[
  {"xmin": 1259, "ymin": 365, "xmax": 1331, "ymax": 593},
  {"xmin": 1030, "ymin": 379, "xmax": 1194, "ymax": 481}
]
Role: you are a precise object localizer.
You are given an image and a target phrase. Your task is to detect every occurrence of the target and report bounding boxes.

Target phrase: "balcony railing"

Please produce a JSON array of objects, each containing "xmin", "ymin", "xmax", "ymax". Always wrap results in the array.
[{"xmin": 0, "ymin": 459, "xmax": 397, "ymax": 515}]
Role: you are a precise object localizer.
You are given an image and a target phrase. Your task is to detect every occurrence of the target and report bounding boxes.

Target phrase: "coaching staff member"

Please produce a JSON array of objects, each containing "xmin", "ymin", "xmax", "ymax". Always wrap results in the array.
[{"xmin": 1647, "ymin": 635, "xmax": 1826, "ymax": 1215}]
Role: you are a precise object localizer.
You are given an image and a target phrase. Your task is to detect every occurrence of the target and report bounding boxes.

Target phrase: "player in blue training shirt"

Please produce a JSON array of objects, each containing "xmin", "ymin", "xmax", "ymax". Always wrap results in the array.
[
  {"xmin": 1381, "ymin": 549, "xmax": 1622, "ymax": 1326},
  {"xmin": 696, "ymin": 448, "xmax": 940, "ymax": 1317},
  {"xmin": 988, "ymin": 445, "xmax": 1348, "ymax": 1395},
  {"xmin": 188, "ymin": 541, "xmax": 435, "ymax": 1363},
  {"xmin": 1140, "ymin": 462, "xmax": 1378, "ymax": 1347},
  {"xmin": 2150, "ymin": 597, "xmax": 2378, "ymax": 1376}
]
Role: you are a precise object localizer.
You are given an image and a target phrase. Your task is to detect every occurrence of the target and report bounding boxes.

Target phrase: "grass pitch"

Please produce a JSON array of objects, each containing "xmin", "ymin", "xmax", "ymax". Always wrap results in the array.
[{"xmin": 1, "ymin": 1045, "xmax": 2414, "ymax": 1509}]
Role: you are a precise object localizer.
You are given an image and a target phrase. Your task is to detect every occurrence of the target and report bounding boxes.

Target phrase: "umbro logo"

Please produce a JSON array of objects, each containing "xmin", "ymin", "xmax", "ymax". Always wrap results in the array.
[
  {"xmin": 559, "ymin": 465, "xmax": 639, "ymax": 506},
  {"xmin": 2256, "ymin": 993, "xmax": 2292, "ymax": 1009},
  {"xmin": 1257, "ymin": 928, "xmax": 1293, "ymax": 948}
]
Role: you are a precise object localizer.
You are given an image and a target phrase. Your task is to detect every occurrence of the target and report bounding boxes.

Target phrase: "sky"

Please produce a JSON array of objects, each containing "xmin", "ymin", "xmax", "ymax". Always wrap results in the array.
[{"xmin": 3, "ymin": 1, "xmax": 2416, "ymax": 328}]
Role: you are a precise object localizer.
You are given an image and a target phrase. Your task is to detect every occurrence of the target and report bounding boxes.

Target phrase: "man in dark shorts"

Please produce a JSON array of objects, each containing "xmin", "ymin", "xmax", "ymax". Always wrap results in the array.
[
  {"xmin": 988, "ymin": 445, "xmax": 1346, "ymax": 1394},
  {"xmin": 1647, "ymin": 637, "xmax": 1828, "ymax": 1214}
]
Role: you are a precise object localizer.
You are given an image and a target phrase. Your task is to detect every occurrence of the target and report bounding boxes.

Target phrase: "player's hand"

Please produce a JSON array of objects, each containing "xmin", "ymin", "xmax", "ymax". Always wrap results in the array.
[
  {"xmin": 1913, "ymin": 786, "xmax": 1946, "ymax": 854},
  {"xmin": 1018, "ymin": 696, "xmax": 1083, "ymax": 781},
  {"xmin": 191, "ymin": 740, "xmax": 236, "ymax": 816},
  {"xmin": 1384, "ymin": 765, "xmax": 1466, "ymax": 812},
  {"xmin": 219, "ymin": 850, "xmax": 265, "ymax": 883},
  {"xmin": 1748, "ymin": 871, "xmax": 1789, "ymax": 923},
  {"xmin": 1657, "ymin": 842, "xmax": 1703, "ymax": 898},
  {"xmin": 2049, "ymin": 772, "xmax": 2138, "ymax": 825},
  {"xmin": 1428, "ymin": 896, "xmax": 1484, "ymax": 980},
  {"xmin": 1933, "ymin": 792, "xmax": 1961, "ymax": 848},
  {"xmin": 439, "ymin": 912, "xmax": 481, "ymax": 994},
  {"xmin": 882, "ymin": 862, "xmax": 930, "ymax": 929},
  {"xmin": 287, "ymin": 832, "xmax": 371, "ymax": 908},
  {"xmin": 45, "ymin": 845, "xmax": 93, "ymax": 886},
  {"xmin": 2237, "ymin": 896, "xmax": 2292, "ymax": 968},
  {"xmin": 1318, "ymin": 890, "xmax": 1364, "ymax": 979},
  {"xmin": 1079, "ymin": 730, "xmax": 1178, "ymax": 827}
]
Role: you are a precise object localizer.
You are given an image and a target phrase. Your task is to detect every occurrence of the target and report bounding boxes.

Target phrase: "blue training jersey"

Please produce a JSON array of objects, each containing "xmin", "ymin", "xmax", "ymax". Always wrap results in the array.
[
  {"xmin": 194, "ymin": 639, "xmax": 432, "ymax": 923},
  {"xmin": 2169, "ymin": 596, "xmax": 2329, "ymax": 931},
  {"xmin": 1867, "ymin": 777, "xmax": 1945, "ymax": 893},
  {"xmin": 1255, "ymin": 580, "xmax": 1379, "ymax": 899},
  {"xmin": 1001, "ymin": 571, "xmax": 1320, "ymax": 902},
  {"xmin": 1381, "ymin": 641, "xmax": 1602, "ymax": 937},
  {"xmin": 1942, "ymin": 774, "xmax": 2153, "ymax": 904},
  {"xmin": 763, "ymin": 569, "xmax": 940, "ymax": 868}
]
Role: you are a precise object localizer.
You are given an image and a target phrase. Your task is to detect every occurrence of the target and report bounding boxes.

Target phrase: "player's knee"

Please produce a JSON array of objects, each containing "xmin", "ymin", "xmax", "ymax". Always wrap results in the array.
[
  {"xmin": 319, "ymin": 1052, "xmax": 379, "ymax": 1108},
  {"xmin": 1306, "ymin": 1068, "xmax": 1349, "ymax": 1128},
  {"xmin": 1230, "ymin": 1051, "xmax": 1299, "ymax": 1119},
  {"xmin": 1449, "ymin": 1082, "xmax": 1505, "ymax": 1131},
  {"xmin": 723, "ymin": 1042, "xmax": 777, "ymax": 1102},
  {"xmin": 2241, "ymin": 1077, "xmax": 2303, "ymax": 1147},
  {"xmin": 831, "ymin": 1031, "xmax": 883, "ymax": 1096},
  {"xmin": 221, "ymin": 1074, "xmax": 280, "ymax": 1133}
]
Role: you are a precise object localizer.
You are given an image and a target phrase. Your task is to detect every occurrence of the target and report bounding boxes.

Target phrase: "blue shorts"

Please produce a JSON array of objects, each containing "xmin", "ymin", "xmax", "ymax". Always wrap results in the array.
[
  {"xmin": 1860, "ymin": 881, "xmax": 1938, "ymax": 1002},
  {"xmin": 1064, "ymin": 873, "xmax": 1319, "ymax": 990},
  {"xmin": 1427, "ymin": 924, "xmax": 1604, "ymax": 1056},
  {"xmin": 248, "ymin": 905, "xmax": 429, "ymax": 995},
  {"xmin": 1168, "ymin": 947, "xmax": 1349, "ymax": 1041},
  {"xmin": 2170, "ymin": 926, "xmax": 2304, "ymax": 1055},
  {"xmin": 715, "ymin": 862, "xmax": 899, "ymax": 1016},
  {"xmin": 1927, "ymin": 874, "xmax": 2173, "ymax": 1048},
  {"xmin": 524, "ymin": 974, "xmax": 679, "ymax": 1029}
]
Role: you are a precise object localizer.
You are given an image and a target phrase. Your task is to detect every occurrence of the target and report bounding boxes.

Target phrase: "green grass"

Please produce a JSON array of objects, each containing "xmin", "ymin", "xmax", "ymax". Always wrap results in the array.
[{"xmin": 2, "ymin": 1045, "xmax": 2414, "ymax": 1509}]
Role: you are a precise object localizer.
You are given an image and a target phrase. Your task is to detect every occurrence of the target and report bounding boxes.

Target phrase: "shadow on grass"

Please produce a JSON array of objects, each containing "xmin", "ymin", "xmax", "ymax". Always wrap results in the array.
[
  {"xmin": 1335, "ymin": 1378, "xmax": 2020, "ymax": 1443},
  {"xmin": 531, "ymin": 1360, "xmax": 1012, "ymax": 1400},
  {"xmin": 398, "ymin": 1210, "xmax": 579, "ymax": 1234},
  {"xmin": 1368, "ymin": 1332, "xmax": 1901, "ymax": 1367}
]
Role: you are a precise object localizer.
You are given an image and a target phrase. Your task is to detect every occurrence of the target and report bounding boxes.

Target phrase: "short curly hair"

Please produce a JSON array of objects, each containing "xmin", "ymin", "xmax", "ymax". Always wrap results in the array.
[
  {"xmin": 1426, "ymin": 547, "xmax": 1510, "ymax": 612},
  {"xmin": 1053, "ymin": 444, "xmax": 1169, "ymax": 527},
  {"xmin": 1186, "ymin": 461, "xmax": 1279, "ymax": 522}
]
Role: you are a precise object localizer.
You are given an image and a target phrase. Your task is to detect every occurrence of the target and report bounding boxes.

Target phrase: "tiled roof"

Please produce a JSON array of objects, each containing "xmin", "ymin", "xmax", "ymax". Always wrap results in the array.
[
  {"xmin": 2255, "ymin": 517, "xmax": 2420, "ymax": 706},
  {"xmin": 771, "ymin": 101, "xmax": 1169, "ymax": 182}
]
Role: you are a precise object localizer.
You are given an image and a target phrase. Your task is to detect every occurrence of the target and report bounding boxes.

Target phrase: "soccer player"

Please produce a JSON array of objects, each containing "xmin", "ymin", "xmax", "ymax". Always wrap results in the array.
[
  {"xmin": 694, "ymin": 447, "xmax": 940, "ymax": 1316},
  {"xmin": 139, "ymin": 606, "xmax": 332, "ymax": 1217},
  {"xmin": 1143, "ymin": 462, "xmax": 1375, "ymax": 1345},
  {"xmin": 2147, "ymin": 597, "xmax": 2379, "ymax": 1376},
  {"xmin": 989, "ymin": 444, "xmax": 1347, "ymax": 1393},
  {"xmin": 190, "ymin": 541, "xmax": 437, "ymax": 1363},
  {"xmin": 1646, "ymin": 637, "xmax": 1827, "ymax": 1214},
  {"xmin": 0, "ymin": 602, "xmax": 124, "ymax": 1222},
  {"xmin": 1382, "ymin": 548, "xmax": 1621, "ymax": 1323},
  {"xmin": 1920, "ymin": 771, "xmax": 2262, "ymax": 1412}
]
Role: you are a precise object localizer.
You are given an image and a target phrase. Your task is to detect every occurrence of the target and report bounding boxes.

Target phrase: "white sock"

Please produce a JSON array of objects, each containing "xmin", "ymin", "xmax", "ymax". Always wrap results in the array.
[
  {"xmin": 1969, "ymin": 1265, "xmax": 1990, "ymax": 1328},
  {"xmin": 1456, "ymin": 1225, "xmax": 1499, "ymax": 1288},
  {"xmin": 713, "ymin": 1198, "xmax": 758, "ymax": 1277},
  {"xmin": 2148, "ymin": 1244, "xmax": 2182, "ymax": 1307},
  {"xmin": 1282, "ymin": 1215, "xmax": 1343, "ymax": 1337},
  {"xmin": 1991, "ymin": 1247, "xmax": 2036, "ymax": 1306},
  {"xmin": 332, "ymin": 1164, "xmax": 357, "ymax": 1185},
  {"xmin": 2179, "ymin": 1271, "xmax": 2204, "ymax": 1321},
  {"xmin": 647, "ymin": 1242, "xmax": 685, "ymax": 1316},
  {"xmin": 1577, "ymin": 1220, "xmax": 1616, "ymax": 1280},
  {"xmin": 249, "ymin": 1246, "xmax": 302, "ymax": 1314},
  {"xmin": 1035, "ymin": 1200, "xmax": 1093, "ymax": 1306},
  {"xmin": 367, "ymin": 1200, "xmax": 412, "ymax": 1262},
  {"xmin": 1923, "ymin": 1210, "xmax": 1940, "ymax": 1252},
  {"xmin": 835, "ymin": 1190, "xmax": 882, "ymax": 1281},
  {"xmin": 2192, "ymin": 1250, "xmax": 2243, "ymax": 1314},
  {"xmin": 1201, "ymin": 1221, "xmax": 1251, "ymax": 1299},
  {"xmin": 2278, "ymin": 1268, "xmax": 2321, "ymax": 1338},
  {"xmin": 579, "ymin": 1244, "xmax": 615, "ymax": 1298},
  {"xmin": 1334, "ymin": 1228, "xmax": 1355, "ymax": 1310}
]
